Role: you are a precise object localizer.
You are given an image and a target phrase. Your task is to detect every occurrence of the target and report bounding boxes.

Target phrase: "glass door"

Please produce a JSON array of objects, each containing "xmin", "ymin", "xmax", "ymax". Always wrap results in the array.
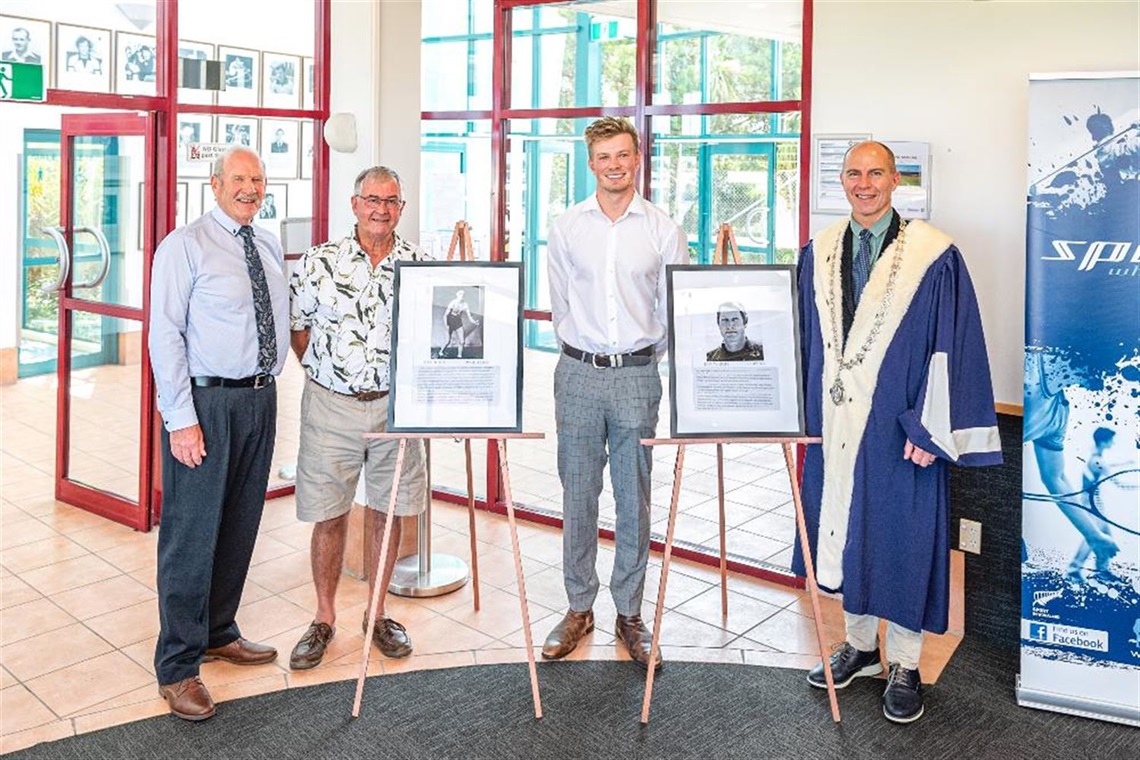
[{"xmin": 54, "ymin": 112, "xmax": 156, "ymax": 531}]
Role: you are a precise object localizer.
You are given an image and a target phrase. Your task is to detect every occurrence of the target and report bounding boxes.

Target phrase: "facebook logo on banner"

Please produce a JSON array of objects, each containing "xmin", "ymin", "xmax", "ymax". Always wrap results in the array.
[{"xmin": 1029, "ymin": 623, "xmax": 1049, "ymax": 642}]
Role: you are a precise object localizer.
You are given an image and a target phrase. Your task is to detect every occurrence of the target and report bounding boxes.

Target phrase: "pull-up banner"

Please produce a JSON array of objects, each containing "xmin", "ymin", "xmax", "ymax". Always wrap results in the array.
[{"xmin": 1020, "ymin": 72, "xmax": 1139, "ymax": 726}]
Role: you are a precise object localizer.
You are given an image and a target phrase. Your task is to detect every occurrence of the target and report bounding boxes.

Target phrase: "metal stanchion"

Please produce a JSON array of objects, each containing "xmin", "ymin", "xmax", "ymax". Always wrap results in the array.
[{"xmin": 388, "ymin": 439, "xmax": 469, "ymax": 597}]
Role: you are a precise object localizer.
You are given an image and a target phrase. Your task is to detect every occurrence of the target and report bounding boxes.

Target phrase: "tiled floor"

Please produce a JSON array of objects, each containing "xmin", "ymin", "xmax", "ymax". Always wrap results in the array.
[{"xmin": 1, "ymin": 369, "xmax": 963, "ymax": 754}]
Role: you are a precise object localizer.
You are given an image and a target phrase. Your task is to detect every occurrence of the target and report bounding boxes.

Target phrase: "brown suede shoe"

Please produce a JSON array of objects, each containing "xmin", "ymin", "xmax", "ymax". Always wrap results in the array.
[
  {"xmin": 362, "ymin": 614, "xmax": 413, "ymax": 659},
  {"xmin": 541, "ymin": 609, "xmax": 594, "ymax": 660},
  {"xmin": 615, "ymin": 613, "xmax": 662, "ymax": 671},
  {"xmin": 203, "ymin": 637, "xmax": 278, "ymax": 666},
  {"xmin": 159, "ymin": 676, "xmax": 215, "ymax": 721}
]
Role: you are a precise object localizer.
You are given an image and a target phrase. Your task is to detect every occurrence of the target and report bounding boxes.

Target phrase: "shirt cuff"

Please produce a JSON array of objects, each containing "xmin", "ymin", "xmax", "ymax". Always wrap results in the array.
[{"xmin": 163, "ymin": 405, "xmax": 199, "ymax": 432}]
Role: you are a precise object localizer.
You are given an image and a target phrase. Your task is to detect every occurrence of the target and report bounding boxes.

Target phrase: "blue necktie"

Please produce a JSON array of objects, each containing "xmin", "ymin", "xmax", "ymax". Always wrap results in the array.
[
  {"xmin": 853, "ymin": 228, "xmax": 872, "ymax": 304},
  {"xmin": 237, "ymin": 225, "xmax": 277, "ymax": 373}
]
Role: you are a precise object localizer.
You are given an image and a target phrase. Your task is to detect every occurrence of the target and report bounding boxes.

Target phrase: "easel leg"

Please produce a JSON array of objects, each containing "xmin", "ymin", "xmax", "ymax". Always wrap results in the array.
[
  {"xmin": 465, "ymin": 439, "xmax": 481, "ymax": 611},
  {"xmin": 716, "ymin": 443, "xmax": 728, "ymax": 618},
  {"xmin": 497, "ymin": 439, "xmax": 543, "ymax": 719},
  {"xmin": 351, "ymin": 439, "xmax": 407, "ymax": 718},
  {"xmin": 641, "ymin": 444, "xmax": 686, "ymax": 725},
  {"xmin": 783, "ymin": 442, "xmax": 841, "ymax": 723}
]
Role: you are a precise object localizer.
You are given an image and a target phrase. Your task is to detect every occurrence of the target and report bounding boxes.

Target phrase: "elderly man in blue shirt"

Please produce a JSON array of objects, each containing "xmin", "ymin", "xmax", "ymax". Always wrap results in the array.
[{"xmin": 148, "ymin": 146, "xmax": 290, "ymax": 721}]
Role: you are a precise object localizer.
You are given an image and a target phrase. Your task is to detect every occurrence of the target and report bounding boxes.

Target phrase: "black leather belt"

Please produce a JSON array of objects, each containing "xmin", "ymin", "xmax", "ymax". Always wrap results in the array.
[
  {"xmin": 562, "ymin": 344, "xmax": 654, "ymax": 368},
  {"xmin": 191, "ymin": 374, "xmax": 274, "ymax": 389}
]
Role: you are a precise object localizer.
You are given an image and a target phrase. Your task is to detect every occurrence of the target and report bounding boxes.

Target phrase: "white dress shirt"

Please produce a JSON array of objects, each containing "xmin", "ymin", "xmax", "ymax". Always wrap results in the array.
[{"xmin": 547, "ymin": 193, "xmax": 687, "ymax": 356}]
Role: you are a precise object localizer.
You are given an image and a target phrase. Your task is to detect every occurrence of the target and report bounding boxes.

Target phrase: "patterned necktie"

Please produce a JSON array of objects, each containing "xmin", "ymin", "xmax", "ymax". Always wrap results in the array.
[
  {"xmin": 852, "ymin": 227, "xmax": 873, "ymax": 304},
  {"xmin": 237, "ymin": 225, "xmax": 277, "ymax": 373}
]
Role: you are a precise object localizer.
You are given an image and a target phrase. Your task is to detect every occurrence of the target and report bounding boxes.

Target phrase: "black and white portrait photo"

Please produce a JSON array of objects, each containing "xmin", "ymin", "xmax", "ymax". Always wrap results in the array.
[
  {"xmin": 218, "ymin": 45, "xmax": 258, "ymax": 106},
  {"xmin": 258, "ymin": 192, "xmax": 278, "ymax": 220},
  {"xmin": 116, "ymin": 32, "xmax": 155, "ymax": 94},
  {"xmin": 56, "ymin": 24, "xmax": 110, "ymax": 92},
  {"xmin": 1, "ymin": 16, "xmax": 48, "ymax": 65},
  {"xmin": 260, "ymin": 119, "xmax": 299, "ymax": 179},
  {"xmin": 432, "ymin": 285, "xmax": 484, "ymax": 360},
  {"xmin": 261, "ymin": 51, "xmax": 299, "ymax": 109},
  {"xmin": 705, "ymin": 301, "xmax": 765, "ymax": 362},
  {"xmin": 218, "ymin": 116, "xmax": 257, "ymax": 149}
]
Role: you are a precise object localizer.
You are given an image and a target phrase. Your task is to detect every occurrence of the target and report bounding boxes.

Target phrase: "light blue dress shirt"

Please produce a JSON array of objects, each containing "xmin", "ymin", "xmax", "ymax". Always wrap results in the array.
[{"xmin": 148, "ymin": 206, "xmax": 289, "ymax": 431}]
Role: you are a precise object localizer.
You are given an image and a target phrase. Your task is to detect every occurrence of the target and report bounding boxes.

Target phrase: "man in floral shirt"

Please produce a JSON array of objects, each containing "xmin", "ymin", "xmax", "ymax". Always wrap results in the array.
[{"xmin": 287, "ymin": 166, "xmax": 431, "ymax": 670}]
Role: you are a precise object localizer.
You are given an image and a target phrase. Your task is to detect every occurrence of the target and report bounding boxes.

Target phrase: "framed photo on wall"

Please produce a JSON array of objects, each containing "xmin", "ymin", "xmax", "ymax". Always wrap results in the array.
[
  {"xmin": 257, "ymin": 184, "xmax": 287, "ymax": 221},
  {"xmin": 177, "ymin": 39, "xmax": 214, "ymax": 105},
  {"xmin": 217, "ymin": 115, "xmax": 258, "ymax": 149},
  {"xmin": 262, "ymin": 51, "xmax": 300, "ymax": 109},
  {"xmin": 389, "ymin": 261, "xmax": 524, "ymax": 433},
  {"xmin": 1, "ymin": 15, "xmax": 51, "ymax": 78},
  {"xmin": 260, "ymin": 119, "xmax": 299, "ymax": 179},
  {"xmin": 302, "ymin": 56, "xmax": 314, "ymax": 109},
  {"xmin": 176, "ymin": 113, "xmax": 213, "ymax": 178},
  {"xmin": 667, "ymin": 264, "xmax": 805, "ymax": 438},
  {"xmin": 175, "ymin": 182, "xmax": 189, "ymax": 227},
  {"xmin": 201, "ymin": 183, "xmax": 215, "ymax": 215},
  {"xmin": 114, "ymin": 31, "xmax": 155, "ymax": 95},
  {"xmin": 56, "ymin": 23, "xmax": 110, "ymax": 93},
  {"xmin": 299, "ymin": 120, "xmax": 314, "ymax": 179},
  {"xmin": 217, "ymin": 45, "xmax": 258, "ymax": 107}
]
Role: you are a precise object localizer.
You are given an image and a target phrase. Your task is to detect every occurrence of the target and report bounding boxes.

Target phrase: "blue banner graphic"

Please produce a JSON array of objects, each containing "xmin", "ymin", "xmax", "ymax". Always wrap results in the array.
[{"xmin": 1020, "ymin": 73, "xmax": 1140, "ymax": 725}]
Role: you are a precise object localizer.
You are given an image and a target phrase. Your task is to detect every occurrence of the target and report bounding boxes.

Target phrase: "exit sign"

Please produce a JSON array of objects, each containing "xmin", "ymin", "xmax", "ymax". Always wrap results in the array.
[{"xmin": 0, "ymin": 61, "xmax": 45, "ymax": 101}]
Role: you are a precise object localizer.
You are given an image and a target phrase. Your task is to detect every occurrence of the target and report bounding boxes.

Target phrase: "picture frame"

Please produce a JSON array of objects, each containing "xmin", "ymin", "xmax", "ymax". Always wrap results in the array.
[
  {"xmin": 299, "ymin": 120, "xmax": 314, "ymax": 179},
  {"xmin": 176, "ymin": 113, "xmax": 213, "ymax": 178},
  {"xmin": 55, "ymin": 23, "xmax": 110, "ymax": 93},
  {"xmin": 257, "ymin": 183, "xmax": 287, "ymax": 222},
  {"xmin": 0, "ymin": 15, "xmax": 51, "ymax": 81},
  {"xmin": 666, "ymin": 264, "xmax": 805, "ymax": 438},
  {"xmin": 811, "ymin": 133, "xmax": 871, "ymax": 215},
  {"xmin": 201, "ymin": 183, "xmax": 215, "ymax": 214},
  {"xmin": 261, "ymin": 51, "xmax": 300, "ymax": 110},
  {"xmin": 260, "ymin": 119, "xmax": 299, "ymax": 179},
  {"xmin": 216, "ymin": 115, "xmax": 258, "ymax": 150},
  {"xmin": 217, "ymin": 45, "xmax": 259, "ymax": 107},
  {"xmin": 389, "ymin": 261, "xmax": 525, "ymax": 433},
  {"xmin": 302, "ymin": 56, "xmax": 314, "ymax": 110},
  {"xmin": 114, "ymin": 31, "xmax": 155, "ymax": 95},
  {"xmin": 176, "ymin": 39, "xmax": 214, "ymax": 105}
]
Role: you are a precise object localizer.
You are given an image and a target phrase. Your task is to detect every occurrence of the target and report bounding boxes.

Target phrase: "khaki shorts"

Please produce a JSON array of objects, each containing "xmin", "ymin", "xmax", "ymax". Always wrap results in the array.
[{"xmin": 295, "ymin": 379, "xmax": 427, "ymax": 522}]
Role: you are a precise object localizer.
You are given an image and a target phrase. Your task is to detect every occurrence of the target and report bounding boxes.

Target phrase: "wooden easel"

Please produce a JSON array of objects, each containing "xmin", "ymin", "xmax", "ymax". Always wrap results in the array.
[
  {"xmin": 446, "ymin": 219, "xmax": 475, "ymax": 262},
  {"xmin": 709, "ymin": 222, "xmax": 743, "ymax": 618},
  {"xmin": 640, "ymin": 436, "xmax": 841, "ymax": 725},
  {"xmin": 351, "ymin": 432, "xmax": 548, "ymax": 721}
]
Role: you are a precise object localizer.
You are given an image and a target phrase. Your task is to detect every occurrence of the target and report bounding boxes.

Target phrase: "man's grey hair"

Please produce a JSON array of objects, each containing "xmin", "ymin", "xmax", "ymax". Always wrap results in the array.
[
  {"xmin": 211, "ymin": 146, "xmax": 265, "ymax": 178},
  {"xmin": 354, "ymin": 166, "xmax": 402, "ymax": 196},
  {"xmin": 716, "ymin": 301, "xmax": 748, "ymax": 323}
]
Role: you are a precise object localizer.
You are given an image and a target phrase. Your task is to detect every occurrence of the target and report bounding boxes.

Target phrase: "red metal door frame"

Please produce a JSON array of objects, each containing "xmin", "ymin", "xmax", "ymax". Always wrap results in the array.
[{"xmin": 55, "ymin": 112, "xmax": 157, "ymax": 532}]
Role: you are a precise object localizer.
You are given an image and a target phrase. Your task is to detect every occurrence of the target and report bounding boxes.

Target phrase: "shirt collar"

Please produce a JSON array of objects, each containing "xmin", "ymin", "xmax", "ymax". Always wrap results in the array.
[
  {"xmin": 585, "ymin": 191, "xmax": 646, "ymax": 221},
  {"xmin": 849, "ymin": 208, "xmax": 894, "ymax": 238},
  {"xmin": 210, "ymin": 205, "xmax": 253, "ymax": 236},
  {"xmin": 350, "ymin": 227, "xmax": 404, "ymax": 262}
]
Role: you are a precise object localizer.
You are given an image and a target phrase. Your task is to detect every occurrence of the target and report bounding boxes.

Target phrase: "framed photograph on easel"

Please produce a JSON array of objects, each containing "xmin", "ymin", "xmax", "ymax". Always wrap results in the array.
[
  {"xmin": 667, "ymin": 264, "xmax": 805, "ymax": 438},
  {"xmin": 388, "ymin": 261, "xmax": 524, "ymax": 433}
]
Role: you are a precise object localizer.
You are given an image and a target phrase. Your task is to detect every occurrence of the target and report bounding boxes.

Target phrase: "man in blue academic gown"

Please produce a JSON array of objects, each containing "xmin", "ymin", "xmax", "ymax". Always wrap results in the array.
[{"xmin": 793, "ymin": 141, "xmax": 1002, "ymax": 724}]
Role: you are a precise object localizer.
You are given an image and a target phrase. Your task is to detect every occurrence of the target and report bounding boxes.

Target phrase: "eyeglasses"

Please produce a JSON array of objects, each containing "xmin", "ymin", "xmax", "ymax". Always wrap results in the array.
[{"xmin": 356, "ymin": 195, "xmax": 405, "ymax": 210}]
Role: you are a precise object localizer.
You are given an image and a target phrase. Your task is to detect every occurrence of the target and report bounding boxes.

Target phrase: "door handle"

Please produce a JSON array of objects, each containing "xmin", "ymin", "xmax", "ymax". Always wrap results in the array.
[
  {"xmin": 72, "ymin": 226, "xmax": 112, "ymax": 289},
  {"xmin": 39, "ymin": 226, "xmax": 71, "ymax": 293}
]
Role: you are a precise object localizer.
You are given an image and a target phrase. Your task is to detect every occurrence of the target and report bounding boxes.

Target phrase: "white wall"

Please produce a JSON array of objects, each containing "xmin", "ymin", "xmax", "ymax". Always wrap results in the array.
[
  {"xmin": 809, "ymin": 0, "xmax": 1140, "ymax": 405},
  {"xmin": 328, "ymin": 0, "xmax": 421, "ymax": 242}
]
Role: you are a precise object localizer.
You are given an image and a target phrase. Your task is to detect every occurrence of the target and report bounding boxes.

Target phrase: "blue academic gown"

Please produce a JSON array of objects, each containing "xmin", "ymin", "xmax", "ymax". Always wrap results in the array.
[{"xmin": 791, "ymin": 217, "xmax": 1003, "ymax": 634}]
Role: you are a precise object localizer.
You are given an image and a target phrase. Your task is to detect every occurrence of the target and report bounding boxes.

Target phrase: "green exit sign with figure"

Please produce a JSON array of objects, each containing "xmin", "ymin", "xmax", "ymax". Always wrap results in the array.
[{"xmin": 0, "ymin": 61, "xmax": 45, "ymax": 101}]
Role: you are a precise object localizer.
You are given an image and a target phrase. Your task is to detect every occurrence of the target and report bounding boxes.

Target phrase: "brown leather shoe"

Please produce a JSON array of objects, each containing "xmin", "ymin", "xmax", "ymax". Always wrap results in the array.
[
  {"xmin": 289, "ymin": 622, "xmax": 336, "ymax": 670},
  {"xmin": 615, "ymin": 613, "xmax": 662, "ymax": 671},
  {"xmin": 203, "ymin": 637, "xmax": 278, "ymax": 666},
  {"xmin": 541, "ymin": 609, "xmax": 594, "ymax": 660},
  {"xmin": 159, "ymin": 676, "xmax": 215, "ymax": 721},
  {"xmin": 362, "ymin": 614, "xmax": 413, "ymax": 658}
]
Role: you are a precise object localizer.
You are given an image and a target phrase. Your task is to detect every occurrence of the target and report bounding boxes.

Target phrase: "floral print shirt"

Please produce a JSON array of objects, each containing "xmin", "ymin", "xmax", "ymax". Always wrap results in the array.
[{"xmin": 289, "ymin": 230, "xmax": 430, "ymax": 393}]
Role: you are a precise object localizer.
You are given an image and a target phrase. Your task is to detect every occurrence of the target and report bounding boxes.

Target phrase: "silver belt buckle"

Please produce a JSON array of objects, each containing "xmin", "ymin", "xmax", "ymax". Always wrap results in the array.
[
  {"xmin": 591, "ymin": 352, "xmax": 604, "ymax": 368},
  {"xmin": 252, "ymin": 373, "xmax": 270, "ymax": 389}
]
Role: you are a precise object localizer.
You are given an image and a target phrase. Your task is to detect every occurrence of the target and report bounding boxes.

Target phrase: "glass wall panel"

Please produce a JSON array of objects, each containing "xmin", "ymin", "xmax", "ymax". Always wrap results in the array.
[
  {"xmin": 419, "ymin": 120, "xmax": 493, "ymax": 262},
  {"xmin": 655, "ymin": 1, "xmax": 803, "ymax": 104},
  {"xmin": 508, "ymin": 2, "xmax": 636, "ymax": 109}
]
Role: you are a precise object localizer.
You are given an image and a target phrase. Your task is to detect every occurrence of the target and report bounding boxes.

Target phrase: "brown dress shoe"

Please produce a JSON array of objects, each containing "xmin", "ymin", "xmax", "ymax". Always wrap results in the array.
[
  {"xmin": 362, "ymin": 614, "xmax": 413, "ymax": 659},
  {"xmin": 203, "ymin": 637, "xmax": 278, "ymax": 666},
  {"xmin": 290, "ymin": 622, "xmax": 336, "ymax": 670},
  {"xmin": 542, "ymin": 609, "xmax": 594, "ymax": 660},
  {"xmin": 159, "ymin": 676, "xmax": 215, "ymax": 721},
  {"xmin": 615, "ymin": 613, "xmax": 662, "ymax": 671}
]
